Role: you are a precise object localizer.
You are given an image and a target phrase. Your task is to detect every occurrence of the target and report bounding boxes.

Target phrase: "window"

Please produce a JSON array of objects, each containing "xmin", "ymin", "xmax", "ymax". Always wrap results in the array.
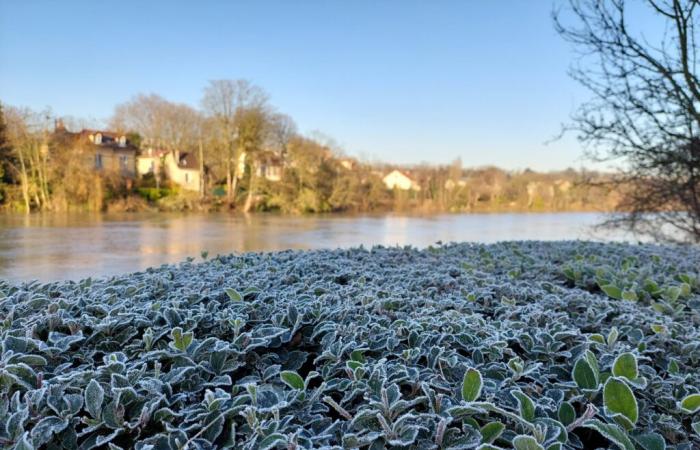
[
  {"xmin": 119, "ymin": 155, "xmax": 130, "ymax": 171},
  {"xmin": 94, "ymin": 153, "xmax": 103, "ymax": 169},
  {"xmin": 119, "ymin": 136, "xmax": 126, "ymax": 147},
  {"xmin": 184, "ymin": 172, "xmax": 190, "ymax": 184},
  {"xmin": 94, "ymin": 133, "xmax": 102, "ymax": 144}
]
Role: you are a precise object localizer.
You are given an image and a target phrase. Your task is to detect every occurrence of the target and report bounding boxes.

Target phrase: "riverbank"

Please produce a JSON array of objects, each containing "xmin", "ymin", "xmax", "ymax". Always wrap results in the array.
[{"xmin": 1, "ymin": 242, "xmax": 699, "ymax": 448}]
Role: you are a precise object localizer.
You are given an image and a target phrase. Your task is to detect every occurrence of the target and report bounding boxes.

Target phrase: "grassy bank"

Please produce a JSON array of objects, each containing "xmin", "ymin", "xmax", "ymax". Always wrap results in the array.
[{"xmin": 1, "ymin": 242, "xmax": 699, "ymax": 449}]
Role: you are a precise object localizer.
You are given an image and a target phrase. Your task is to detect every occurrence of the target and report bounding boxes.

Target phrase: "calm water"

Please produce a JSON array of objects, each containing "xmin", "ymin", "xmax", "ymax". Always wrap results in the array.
[{"xmin": 0, "ymin": 212, "xmax": 633, "ymax": 283}]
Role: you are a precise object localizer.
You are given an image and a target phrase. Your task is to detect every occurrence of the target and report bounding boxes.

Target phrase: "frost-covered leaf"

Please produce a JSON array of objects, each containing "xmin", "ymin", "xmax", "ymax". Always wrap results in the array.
[
  {"xmin": 461, "ymin": 368, "xmax": 482, "ymax": 402},
  {"xmin": 603, "ymin": 377, "xmax": 638, "ymax": 428},
  {"xmin": 84, "ymin": 379, "xmax": 104, "ymax": 420},
  {"xmin": 679, "ymin": 393, "xmax": 700, "ymax": 414},
  {"xmin": 280, "ymin": 370, "xmax": 304, "ymax": 390},
  {"xmin": 512, "ymin": 435, "xmax": 544, "ymax": 450}
]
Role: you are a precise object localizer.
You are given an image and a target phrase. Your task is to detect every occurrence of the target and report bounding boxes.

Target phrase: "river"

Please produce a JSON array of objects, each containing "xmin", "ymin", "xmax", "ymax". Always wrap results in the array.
[{"xmin": 0, "ymin": 212, "xmax": 634, "ymax": 282}]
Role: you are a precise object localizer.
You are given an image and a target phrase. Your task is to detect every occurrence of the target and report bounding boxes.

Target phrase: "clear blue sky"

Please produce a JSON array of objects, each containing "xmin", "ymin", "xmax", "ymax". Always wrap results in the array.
[{"xmin": 1, "ymin": 1, "xmax": 599, "ymax": 170}]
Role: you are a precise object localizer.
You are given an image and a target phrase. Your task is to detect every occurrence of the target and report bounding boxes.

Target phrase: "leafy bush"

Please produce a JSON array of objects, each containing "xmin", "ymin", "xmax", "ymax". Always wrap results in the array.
[
  {"xmin": 0, "ymin": 241, "xmax": 699, "ymax": 449},
  {"xmin": 136, "ymin": 188, "xmax": 177, "ymax": 202}
]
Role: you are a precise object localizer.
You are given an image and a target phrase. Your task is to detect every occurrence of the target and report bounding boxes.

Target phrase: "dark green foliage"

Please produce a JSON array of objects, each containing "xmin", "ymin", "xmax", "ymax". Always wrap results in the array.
[{"xmin": 0, "ymin": 241, "xmax": 699, "ymax": 449}]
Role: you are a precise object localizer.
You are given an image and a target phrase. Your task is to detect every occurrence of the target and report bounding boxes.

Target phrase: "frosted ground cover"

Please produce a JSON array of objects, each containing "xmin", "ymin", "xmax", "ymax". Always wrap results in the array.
[{"xmin": 0, "ymin": 241, "xmax": 699, "ymax": 449}]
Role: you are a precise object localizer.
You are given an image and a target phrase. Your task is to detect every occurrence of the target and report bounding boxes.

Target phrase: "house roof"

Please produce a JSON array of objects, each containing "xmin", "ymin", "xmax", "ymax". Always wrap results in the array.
[
  {"xmin": 178, "ymin": 152, "xmax": 199, "ymax": 169},
  {"xmin": 384, "ymin": 169, "xmax": 417, "ymax": 181},
  {"xmin": 52, "ymin": 127, "xmax": 138, "ymax": 152}
]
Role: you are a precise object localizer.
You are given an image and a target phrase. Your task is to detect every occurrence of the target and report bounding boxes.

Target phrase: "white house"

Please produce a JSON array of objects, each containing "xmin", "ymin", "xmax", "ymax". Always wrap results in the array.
[
  {"xmin": 383, "ymin": 170, "xmax": 420, "ymax": 191},
  {"xmin": 137, "ymin": 148, "xmax": 202, "ymax": 191},
  {"xmin": 239, "ymin": 151, "xmax": 284, "ymax": 182}
]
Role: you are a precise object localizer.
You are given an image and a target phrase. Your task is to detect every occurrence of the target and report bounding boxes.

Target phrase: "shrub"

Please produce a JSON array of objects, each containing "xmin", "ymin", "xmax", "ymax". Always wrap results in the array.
[
  {"xmin": 0, "ymin": 241, "xmax": 699, "ymax": 449},
  {"xmin": 136, "ymin": 187, "xmax": 176, "ymax": 202}
]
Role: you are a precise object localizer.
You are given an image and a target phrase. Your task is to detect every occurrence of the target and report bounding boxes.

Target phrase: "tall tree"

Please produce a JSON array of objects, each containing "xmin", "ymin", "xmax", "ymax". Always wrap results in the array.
[
  {"xmin": 3, "ymin": 107, "xmax": 51, "ymax": 211},
  {"xmin": 0, "ymin": 103, "xmax": 10, "ymax": 184},
  {"xmin": 555, "ymin": 0, "xmax": 700, "ymax": 242},
  {"xmin": 201, "ymin": 80, "xmax": 268, "ymax": 204},
  {"xmin": 238, "ymin": 106, "xmax": 271, "ymax": 212},
  {"xmin": 111, "ymin": 94, "xmax": 201, "ymax": 151}
]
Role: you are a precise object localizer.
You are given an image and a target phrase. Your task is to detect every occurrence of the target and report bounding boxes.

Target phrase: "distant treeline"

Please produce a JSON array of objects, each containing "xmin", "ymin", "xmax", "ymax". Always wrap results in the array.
[{"xmin": 0, "ymin": 84, "xmax": 618, "ymax": 214}]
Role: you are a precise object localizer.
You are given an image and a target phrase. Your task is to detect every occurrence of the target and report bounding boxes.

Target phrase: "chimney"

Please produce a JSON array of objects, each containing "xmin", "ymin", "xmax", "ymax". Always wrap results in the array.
[{"xmin": 54, "ymin": 118, "xmax": 65, "ymax": 131}]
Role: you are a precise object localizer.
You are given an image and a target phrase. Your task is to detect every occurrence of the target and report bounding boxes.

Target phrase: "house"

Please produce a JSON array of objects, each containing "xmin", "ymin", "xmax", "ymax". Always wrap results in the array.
[
  {"xmin": 339, "ymin": 158, "xmax": 356, "ymax": 170},
  {"xmin": 53, "ymin": 121, "xmax": 138, "ymax": 177},
  {"xmin": 256, "ymin": 152, "xmax": 284, "ymax": 182},
  {"xmin": 444, "ymin": 178, "xmax": 469, "ymax": 190},
  {"xmin": 383, "ymin": 169, "xmax": 421, "ymax": 191},
  {"xmin": 238, "ymin": 151, "xmax": 284, "ymax": 182},
  {"xmin": 136, "ymin": 148, "xmax": 202, "ymax": 191}
]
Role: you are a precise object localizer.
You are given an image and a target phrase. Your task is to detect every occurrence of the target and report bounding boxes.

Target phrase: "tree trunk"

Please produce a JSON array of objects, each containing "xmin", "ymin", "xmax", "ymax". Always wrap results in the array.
[
  {"xmin": 17, "ymin": 149, "xmax": 30, "ymax": 213},
  {"xmin": 244, "ymin": 161, "xmax": 256, "ymax": 213}
]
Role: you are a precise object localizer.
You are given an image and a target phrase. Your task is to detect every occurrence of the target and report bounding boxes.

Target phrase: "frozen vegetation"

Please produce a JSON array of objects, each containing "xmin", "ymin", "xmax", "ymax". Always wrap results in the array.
[{"xmin": 1, "ymin": 241, "xmax": 700, "ymax": 449}]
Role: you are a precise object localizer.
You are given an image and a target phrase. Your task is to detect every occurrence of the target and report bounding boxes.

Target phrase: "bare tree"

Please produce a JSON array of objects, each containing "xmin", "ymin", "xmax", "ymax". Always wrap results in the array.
[
  {"xmin": 3, "ymin": 107, "xmax": 52, "ymax": 212},
  {"xmin": 268, "ymin": 113, "xmax": 297, "ymax": 157},
  {"xmin": 201, "ymin": 80, "xmax": 268, "ymax": 204},
  {"xmin": 111, "ymin": 94, "xmax": 201, "ymax": 151},
  {"xmin": 555, "ymin": 0, "xmax": 700, "ymax": 242}
]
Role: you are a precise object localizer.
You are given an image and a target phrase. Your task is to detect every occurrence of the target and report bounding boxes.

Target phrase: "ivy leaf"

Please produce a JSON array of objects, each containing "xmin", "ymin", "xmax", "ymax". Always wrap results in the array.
[
  {"xmin": 512, "ymin": 435, "xmax": 544, "ymax": 450},
  {"xmin": 603, "ymin": 377, "xmax": 638, "ymax": 429},
  {"xmin": 679, "ymin": 393, "xmax": 700, "ymax": 414},
  {"xmin": 461, "ymin": 368, "xmax": 483, "ymax": 402},
  {"xmin": 280, "ymin": 371, "xmax": 305, "ymax": 390},
  {"xmin": 612, "ymin": 353, "xmax": 638, "ymax": 381}
]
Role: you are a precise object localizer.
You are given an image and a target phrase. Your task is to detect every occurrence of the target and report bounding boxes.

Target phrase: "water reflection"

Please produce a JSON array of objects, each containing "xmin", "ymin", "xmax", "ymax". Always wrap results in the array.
[{"xmin": 0, "ymin": 212, "xmax": 633, "ymax": 282}]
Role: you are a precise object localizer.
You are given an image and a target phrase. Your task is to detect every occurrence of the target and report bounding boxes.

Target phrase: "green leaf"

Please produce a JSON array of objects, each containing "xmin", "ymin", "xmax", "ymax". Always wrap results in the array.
[
  {"xmin": 679, "ymin": 393, "xmax": 700, "ymax": 413},
  {"xmin": 600, "ymin": 284, "xmax": 622, "ymax": 300},
  {"xmin": 668, "ymin": 359, "xmax": 679, "ymax": 375},
  {"xmin": 512, "ymin": 435, "xmax": 544, "ymax": 450},
  {"xmin": 589, "ymin": 333, "xmax": 606, "ymax": 344},
  {"xmin": 480, "ymin": 421, "xmax": 505, "ymax": 444},
  {"xmin": 603, "ymin": 377, "xmax": 638, "ymax": 428},
  {"xmin": 462, "ymin": 368, "xmax": 483, "ymax": 402},
  {"xmin": 572, "ymin": 351, "xmax": 599, "ymax": 390},
  {"xmin": 632, "ymin": 432, "xmax": 666, "ymax": 450},
  {"xmin": 511, "ymin": 390, "xmax": 536, "ymax": 422},
  {"xmin": 280, "ymin": 370, "xmax": 305, "ymax": 390},
  {"xmin": 225, "ymin": 288, "xmax": 243, "ymax": 301},
  {"xmin": 583, "ymin": 419, "xmax": 635, "ymax": 450},
  {"xmin": 621, "ymin": 289, "xmax": 638, "ymax": 301},
  {"xmin": 557, "ymin": 402, "xmax": 576, "ymax": 426},
  {"xmin": 663, "ymin": 285, "xmax": 681, "ymax": 302},
  {"xmin": 612, "ymin": 353, "xmax": 638, "ymax": 381},
  {"xmin": 84, "ymin": 379, "xmax": 104, "ymax": 420}
]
